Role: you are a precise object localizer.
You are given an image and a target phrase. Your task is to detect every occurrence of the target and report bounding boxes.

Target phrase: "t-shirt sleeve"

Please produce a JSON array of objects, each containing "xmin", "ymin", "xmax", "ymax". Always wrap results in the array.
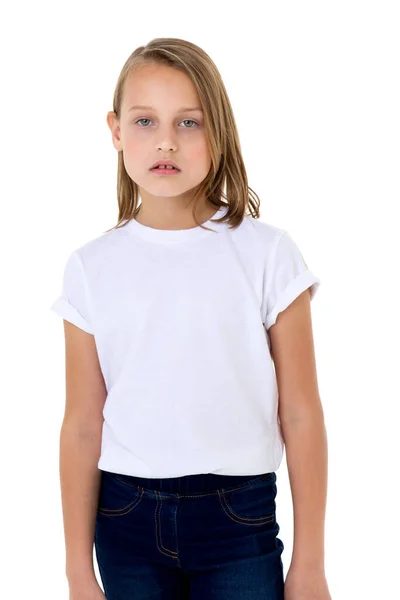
[
  {"xmin": 264, "ymin": 230, "xmax": 321, "ymax": 330},
  {"xmin": 50, "ymin": 250, "xmax": 94, "ymax": 334}
]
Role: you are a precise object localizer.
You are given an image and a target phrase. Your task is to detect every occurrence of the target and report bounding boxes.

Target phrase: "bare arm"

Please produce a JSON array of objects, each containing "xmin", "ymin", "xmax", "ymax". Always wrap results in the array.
[
  {"xmin": 269, "ymin": 289, "xmax": 328, "ymax": 573},
  {"xmin": 59, "ymin": 319, "xmax": 107, "ymax": 586}
]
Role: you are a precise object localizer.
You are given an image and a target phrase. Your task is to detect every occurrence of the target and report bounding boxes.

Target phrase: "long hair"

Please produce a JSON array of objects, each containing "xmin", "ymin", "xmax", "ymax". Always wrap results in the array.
[{"xmin": 104, "ymin": 37, "xmax": 261, "ymax": 234}]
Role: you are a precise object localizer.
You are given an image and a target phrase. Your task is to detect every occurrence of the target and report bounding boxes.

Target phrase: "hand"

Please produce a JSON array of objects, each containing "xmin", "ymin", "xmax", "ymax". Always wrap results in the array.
[
  {"xmin": 69, "ymin": 578, "xmax": 106, "ymax": 600},
  {"xmin": 284, "ymin": 566, "xmax": 332, "ymax": 600}
]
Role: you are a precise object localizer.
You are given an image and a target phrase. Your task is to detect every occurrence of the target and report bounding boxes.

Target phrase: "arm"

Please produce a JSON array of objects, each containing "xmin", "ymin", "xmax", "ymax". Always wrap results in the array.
[
  {"xmin": 269, "ymin": 288, "xmax": 328, "ymax": 573},
  {"xmin": 60, "ymin": 320, "xmax": 107, "ymax": 587}
]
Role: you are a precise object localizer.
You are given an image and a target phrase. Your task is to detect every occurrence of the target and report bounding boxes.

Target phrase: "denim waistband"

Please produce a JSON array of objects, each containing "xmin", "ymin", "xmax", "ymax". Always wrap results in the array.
[{"xmin": 105, "ymin": 471, "xmax": 273, "ymax": 494}]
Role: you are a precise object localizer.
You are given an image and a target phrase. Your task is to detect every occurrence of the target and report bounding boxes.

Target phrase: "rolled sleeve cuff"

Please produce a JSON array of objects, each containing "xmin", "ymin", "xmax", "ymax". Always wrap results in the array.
[
  {"xmin": 50, "ymin": 296, "xmax": 94, "ymax": 334},
  {"xmin": 265, "ymin": 270, "xmax": 320, "ymax": 330}
]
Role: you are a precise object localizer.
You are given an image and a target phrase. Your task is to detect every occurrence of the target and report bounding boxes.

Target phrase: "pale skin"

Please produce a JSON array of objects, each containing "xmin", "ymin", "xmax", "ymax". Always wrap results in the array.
[
  {"xmin": 106, "ymin": 63, "xmax": 219, "ymax": 230},
  {"xmin": 63, "ymin": 64, "xmax": 331, "ymax": 598},
  {"xmin": 270, "ymin": 289, "xmax": 331, "ymax": 599}
]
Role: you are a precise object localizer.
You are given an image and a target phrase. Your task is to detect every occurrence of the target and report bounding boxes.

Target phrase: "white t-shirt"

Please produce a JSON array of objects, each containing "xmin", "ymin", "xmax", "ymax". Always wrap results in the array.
[{"xmin": 50, "ymin": 205, "xmax": 320, "ymax": 478}]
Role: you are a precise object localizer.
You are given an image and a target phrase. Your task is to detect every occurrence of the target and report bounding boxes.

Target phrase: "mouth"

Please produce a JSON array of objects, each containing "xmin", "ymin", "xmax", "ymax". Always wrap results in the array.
[
  {"xmin": 150, "ymin": 165, "xmax": 181, "ymax": 176},
  {"xmin": 150, "ymin": 159, "xmax": 181, "ymax": 171}
]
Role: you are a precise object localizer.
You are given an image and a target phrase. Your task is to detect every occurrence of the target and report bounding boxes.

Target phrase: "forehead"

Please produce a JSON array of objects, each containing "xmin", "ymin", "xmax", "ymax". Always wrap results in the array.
[{"xmin": 123, "ymin": 64, "xmax": 201, "ymax": 113}]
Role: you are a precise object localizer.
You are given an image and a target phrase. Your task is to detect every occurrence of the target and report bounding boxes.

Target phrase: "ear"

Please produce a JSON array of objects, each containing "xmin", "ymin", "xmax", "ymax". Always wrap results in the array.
[{"xmin": 106, "ymin": 111, "xmax": 123, "ymax": 152}]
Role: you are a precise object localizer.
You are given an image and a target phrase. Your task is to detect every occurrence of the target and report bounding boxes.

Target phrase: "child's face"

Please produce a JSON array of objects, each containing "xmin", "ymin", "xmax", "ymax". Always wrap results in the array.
[{"xmin": 107, "ymin": 63, "xmax": 212, "ymax": 204}]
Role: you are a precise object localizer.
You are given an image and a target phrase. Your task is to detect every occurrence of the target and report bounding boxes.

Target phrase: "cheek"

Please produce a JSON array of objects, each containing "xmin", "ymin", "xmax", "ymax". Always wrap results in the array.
[
  {"xmin": 123, "ymin": 125, "xmax": 149, "ymax": 146},
  {"xmin": 188, "ymin": 138, "xmax": 211, "ymax": 164},
  {"xmin": 124, "ymin": 138, "xmax": 148, "ymax": 163},
  {"xmin": 126, "ymin": 133, "xmax": 145, "ymax": 149}
]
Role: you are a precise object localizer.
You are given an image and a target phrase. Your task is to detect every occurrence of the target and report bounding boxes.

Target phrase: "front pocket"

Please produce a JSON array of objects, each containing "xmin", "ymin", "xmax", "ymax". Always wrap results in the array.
[
  {"xmin": 97, "ymin": 471, "xmax": 144, "ymax": 517},
  {"xmin": 218, "ymin": 473, "xmax": 277, "ymax": 526}
]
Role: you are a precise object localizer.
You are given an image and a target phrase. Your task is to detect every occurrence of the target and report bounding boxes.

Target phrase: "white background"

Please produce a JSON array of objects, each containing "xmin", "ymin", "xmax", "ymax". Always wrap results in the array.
[{"xmin": 1, "ymin": 1, "xmax": 399, "ymax": 598}]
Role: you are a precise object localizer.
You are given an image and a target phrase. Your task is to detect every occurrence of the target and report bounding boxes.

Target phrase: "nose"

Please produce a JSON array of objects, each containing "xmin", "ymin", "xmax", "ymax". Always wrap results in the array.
[
  {"xmin": 156, "ymin": 124, "xmax": 178, "ymax": 153},
  {"xmin": 158, "ymin": 145, "xmax": 176, "ymax": 152},
  {"xmin": 157, "ymin": 141, "xmax": 177, "ymax": 152}
]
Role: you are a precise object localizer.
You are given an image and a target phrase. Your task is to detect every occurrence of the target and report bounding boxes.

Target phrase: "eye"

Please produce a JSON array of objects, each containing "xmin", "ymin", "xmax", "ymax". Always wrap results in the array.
[
  {"xmin": 135, "ymin": 118, "xmax": 198, "ymax": 128},
  {"xmin": 180, "ymin": 119, "xmax": 198, "ymax": 128},
  {"xmin": 136, "ymin": 118, "xmax": 152, "ymax": 127}
]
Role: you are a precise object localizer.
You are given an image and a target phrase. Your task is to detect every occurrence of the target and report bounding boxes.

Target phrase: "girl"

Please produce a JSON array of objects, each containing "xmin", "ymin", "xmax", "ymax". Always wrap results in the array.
[{"xmin": 51, "ymin": 38, "xmax": 331, "ymax": 600}]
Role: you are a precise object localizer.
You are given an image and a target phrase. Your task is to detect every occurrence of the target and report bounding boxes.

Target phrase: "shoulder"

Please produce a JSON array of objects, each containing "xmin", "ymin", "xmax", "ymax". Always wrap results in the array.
[
  {"xmin": 244, "ymin": 214, "xmax": 285, "ymax": 238},
  {"xmin": 238, "ymin": 213, "xmax": 287, "ymax": 257},
  {"xmin": 72, "ymin": 222, "xmax": 132, "ymax": 268}
]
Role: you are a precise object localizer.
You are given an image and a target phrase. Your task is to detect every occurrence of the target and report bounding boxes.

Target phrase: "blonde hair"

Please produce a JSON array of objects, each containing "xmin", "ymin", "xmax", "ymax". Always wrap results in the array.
[{"xmin": 104, "ymin": 37, "xmax": 261, "ymax": 234}]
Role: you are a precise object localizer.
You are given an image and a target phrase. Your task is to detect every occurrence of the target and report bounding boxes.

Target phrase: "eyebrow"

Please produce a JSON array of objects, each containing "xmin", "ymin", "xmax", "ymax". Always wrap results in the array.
[{"xmin": 128, "ymin": 104, "xmax": 203, "ymax": 113}]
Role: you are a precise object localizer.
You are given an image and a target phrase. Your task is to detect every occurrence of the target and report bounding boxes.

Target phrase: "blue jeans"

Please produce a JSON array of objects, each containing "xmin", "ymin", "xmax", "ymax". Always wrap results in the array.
[{"xmin": 94, "ymin": 469, "xmax": 284, "ymax": 599}]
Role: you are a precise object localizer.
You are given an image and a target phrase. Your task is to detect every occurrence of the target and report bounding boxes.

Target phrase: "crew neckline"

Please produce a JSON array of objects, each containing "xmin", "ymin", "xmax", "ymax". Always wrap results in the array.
[{"xmin": 123, "ymin": 205, "xmax": 229, "ymax": 243}]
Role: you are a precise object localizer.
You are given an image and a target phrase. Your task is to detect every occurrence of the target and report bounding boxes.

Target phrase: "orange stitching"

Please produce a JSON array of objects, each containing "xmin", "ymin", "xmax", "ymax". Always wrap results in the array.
[
  {"xmin": 154, "ymin": 490, "xmax": 178, "ymax": 557},
  {"xmin": 97, "ymin": 487, "xmax": 144, "ymax": 516},
  {"xmin": 217, "ymin": 490, "xmax": 275, "ymax": 525}
]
